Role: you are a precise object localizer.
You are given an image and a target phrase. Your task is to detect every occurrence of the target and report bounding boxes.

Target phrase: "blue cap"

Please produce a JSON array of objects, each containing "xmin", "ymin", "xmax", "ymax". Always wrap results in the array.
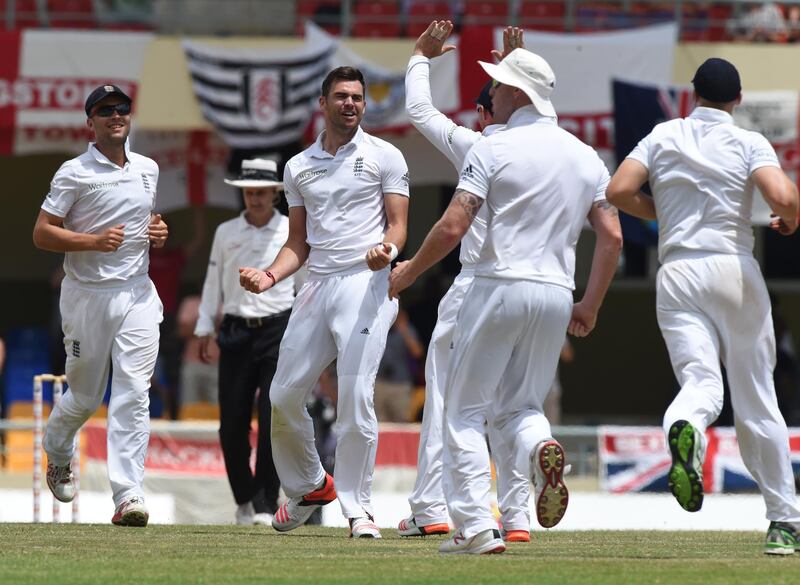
[
  {"xmin": 692, "ymin": 58, "xmax": 741, "ymax": 103},
  {"xmin": 84, "ymin": 84, "xmax": 132, "ymax": 117}
]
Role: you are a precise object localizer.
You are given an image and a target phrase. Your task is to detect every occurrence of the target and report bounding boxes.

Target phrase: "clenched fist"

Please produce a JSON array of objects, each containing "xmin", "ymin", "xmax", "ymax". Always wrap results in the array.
[{"xmin": 94, "ymin": 224, "xmax": 125, "ymax": 252}]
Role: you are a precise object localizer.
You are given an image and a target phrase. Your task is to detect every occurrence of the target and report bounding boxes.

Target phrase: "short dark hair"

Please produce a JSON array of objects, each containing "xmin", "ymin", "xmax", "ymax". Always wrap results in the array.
[{"xmin": 320, "ymin": 66, "xmax": 366, "ymax": 98}]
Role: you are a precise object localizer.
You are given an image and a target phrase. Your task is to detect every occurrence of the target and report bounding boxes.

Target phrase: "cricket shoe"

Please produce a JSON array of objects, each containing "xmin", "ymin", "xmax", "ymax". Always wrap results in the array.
[
  {"xmin": 439, "ymin": 528, "xmax": 506, "ymax": 555},
  {"xmin": 349, "ymin": 515, "xmax": 382, "ymax": 539},
  {"xmin": 764, "ymin": 521, "xmax": 798, "ymax": 555},
  {"xmin": 272, "ymin": 473, "xmax": 337, "ymax": 532},
  {"xmin": 531, "ymin": 439, "xmax": 569, "ymax": 528},
  {"xmin": 667, "ymin": 420, "xmax": 704, "ymax": 513},
  {"xmin": 46, "ymin": 461, "xmax": 75, "ymax": 503},
  {"xmin": 112, "ymin": 496, "xmax": 149, "ymax": 527},
  {"xmin": 501, "ymin": 529, "xmax": 531, "ymax": 543},
  {"xmin": 253, "ymin": 513, "xmax": 273, "ymax": 526},
  {"xmin": 397, "ymin": 515, "xmax": 450, "ymax": 537}
]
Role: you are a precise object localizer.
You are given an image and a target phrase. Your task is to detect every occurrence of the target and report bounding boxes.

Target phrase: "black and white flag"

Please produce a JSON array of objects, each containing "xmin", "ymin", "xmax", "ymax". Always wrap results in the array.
[{"xmin": 183, "ymin": 24, "xmax": 337, "ymax": 150}]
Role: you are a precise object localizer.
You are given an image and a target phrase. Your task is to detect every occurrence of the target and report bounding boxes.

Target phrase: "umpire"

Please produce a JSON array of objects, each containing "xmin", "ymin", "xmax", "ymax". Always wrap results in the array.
[{"xmin": 195, "ymin": 159, "xmax": 296, "ymax": 525}]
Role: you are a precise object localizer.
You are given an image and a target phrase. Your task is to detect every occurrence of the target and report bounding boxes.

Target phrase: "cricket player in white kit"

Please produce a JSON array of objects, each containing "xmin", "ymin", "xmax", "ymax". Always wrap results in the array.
[
  {"xmin": 398, "ymin": 21, "xmax": 533, "ymax": 542},
  {"xmin": 239, "ymin": 66, "xmax": 409, "ymax": 539},
  {"xmin": 607, "ymin": 58, "xmax": 800, "ymax": 555},
  {"xmin": 390, "ymin": 49, "xmax": 621, "ymax": 554},
  {"xmin": 32, "ymin": 84, "xmax": 167, "ymax": 527}
]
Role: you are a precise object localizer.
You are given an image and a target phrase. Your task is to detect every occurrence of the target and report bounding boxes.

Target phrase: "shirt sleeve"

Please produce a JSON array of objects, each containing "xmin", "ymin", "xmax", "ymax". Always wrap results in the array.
[
  {"xmin": 151, "ymin": 161, "xmax": 160, "ymax": 209},
  {"xmin": 381, "ymin": 145, "xmax": 410, "ymax": 197},
  {"xmin": 194, "ymin": 226, "xmax": 224, "ymax": 337},
  {"xmin": 626, "ymin": 132, "xmax": 653, "ymax": 171},
  {"xmin": 41, "ymin": 162, "xmax": 78, "ymax": 218},
  {"xmin": 594, "ymin": 158, "xmax": 611, "ymax": 203},
  {"xmin": 455, "ymin": 140, "xmax": 493, "ymax": 200},
  {"xmin": 283, "ymin": 162, "xmax": 304, "ymax": 208},
  {"xmin": 405, "ymin": 55, "xmax": 481, "ymax": 170},
  {"xmin": 748, "ymin": 133, "xmax": 780, "ymax": 175}
]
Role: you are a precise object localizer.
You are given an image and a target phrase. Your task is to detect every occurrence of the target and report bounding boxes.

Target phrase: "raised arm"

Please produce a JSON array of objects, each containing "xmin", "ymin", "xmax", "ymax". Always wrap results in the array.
[
  {"xmin": 753, "ymin": 166, "xmax": 799, "ymax": 235},
  {"xmin": 239, "ymin": 206, "xmax": 310, "ymax": 294},
  {"xmin": 606, "ymin": 159, "xmax": 656, "ymax": 221},
  {"xmin": 406, "ymin": 20, "xmax": 480, "ymax": 168},
  {"xmin": 569, "ymin": 200, "xmax": 623, "ymax": 337},
  {"xmin": 33, "ymin": 209, "xmax": 125, "ymax": 253}
]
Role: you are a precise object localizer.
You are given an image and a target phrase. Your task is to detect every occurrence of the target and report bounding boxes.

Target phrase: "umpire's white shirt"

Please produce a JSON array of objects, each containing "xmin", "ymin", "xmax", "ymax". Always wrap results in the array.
[
  {"xmin": 283, "ymin": 127, "xmax": 410, "ymax": 276},
  {"xmin": 42, "ymin": 142, "xmax": 159, "ymax": 286},
  {"xmin": 627, "ymin": 106, "xmax": 781, "ymax": 263},
  {"xmin": 406, "ymin": 55, "xmax": 501, "ymax": 267},
  {"xmin": 457, "ymin": 105, "xmax": 609, "ymax": 289},
  {"xmin": 195, "ymin": 211, "xmax": 295, "ymax": 337}
]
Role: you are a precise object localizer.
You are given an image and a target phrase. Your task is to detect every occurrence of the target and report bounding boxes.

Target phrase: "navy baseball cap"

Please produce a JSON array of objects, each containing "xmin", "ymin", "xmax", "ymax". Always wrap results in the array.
[
  {"xmin": 475, "ymin": 80, "xmax": 493, "ymax": 115},
  {"xmin": 692, "ymin": 58, "xmax": 741, "ymax": 103},
  {"xmin": 84, "ymin": 84, "xmax": 132, "ymax": 117}
]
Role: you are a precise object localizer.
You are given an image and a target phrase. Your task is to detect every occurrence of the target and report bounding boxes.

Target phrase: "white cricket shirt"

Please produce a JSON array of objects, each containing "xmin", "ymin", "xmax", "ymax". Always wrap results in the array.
[
  {"xmin": 627, "ymin": 106, "xmax": 781, "ymax": 263},
  {"xmin": 283, "ymin": 126, "xmax": 410, "ymax": 276},
  {"xmin": 457, "ymin": 105, "xmax": 609, "ymax": 290},
  {"xmin": 405, "ymin": 55, "xmax": 501, "ymax": 267},
  {"xmin": 194, "ymin": 211, "xmax": 295, "ymax": 336},
  {"xmin": 41, "ymin": 142, "xmax": 159, "ymax": 286}
]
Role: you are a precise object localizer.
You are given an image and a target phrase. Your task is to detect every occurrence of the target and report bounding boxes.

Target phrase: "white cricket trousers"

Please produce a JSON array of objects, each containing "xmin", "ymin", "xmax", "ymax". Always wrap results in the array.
[
  {"xmin": 269, "ymin": 268, "xmax": 397, "ymax": 519},
  {"xmin": 657, "ymin": 252, "xmax": 800, "ymax": 523},
  {"xmin": 408, "ymin": 270, "xmax": 530, "ymax": 530},
  {"xmin": 444, "ymin": 277, "xmax": 572, "ymax": 538},
  {"xmin": 44, "ymin": 275, "xmax": 162, "ymax": 507}
]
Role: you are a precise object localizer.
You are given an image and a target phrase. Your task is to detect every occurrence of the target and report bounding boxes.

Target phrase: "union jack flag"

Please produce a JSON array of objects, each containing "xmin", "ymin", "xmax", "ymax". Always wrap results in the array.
[{"xmin": 599, "ymin": 426, "xmax": 800, "ymax": 493}]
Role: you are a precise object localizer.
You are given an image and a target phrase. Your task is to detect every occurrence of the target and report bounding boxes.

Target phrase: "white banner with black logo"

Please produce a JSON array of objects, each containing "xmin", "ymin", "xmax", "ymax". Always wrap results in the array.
[{"xmin": 183, "ymin": 24, "xmax": 337, "ymax": 150}]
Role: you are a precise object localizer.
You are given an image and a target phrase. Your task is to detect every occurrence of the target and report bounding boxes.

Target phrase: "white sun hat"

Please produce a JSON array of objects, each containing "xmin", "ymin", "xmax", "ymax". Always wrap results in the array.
[
  {"xmin": 224, "ymin": 158, "xmax": 283, "ymax": 189},
  {"xmin": 478, "ymin": 48, "xmax": 557, "ymax": 118}
]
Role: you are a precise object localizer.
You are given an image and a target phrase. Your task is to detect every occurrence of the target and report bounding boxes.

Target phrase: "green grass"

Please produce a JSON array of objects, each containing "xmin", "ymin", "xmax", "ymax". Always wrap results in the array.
[{"xmin": 0, "ymin": 525, "xmax": 798, "ymax": 585}]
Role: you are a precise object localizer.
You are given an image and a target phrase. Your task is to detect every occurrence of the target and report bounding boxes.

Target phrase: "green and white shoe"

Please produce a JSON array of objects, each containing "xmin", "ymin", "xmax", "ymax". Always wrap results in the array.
[
  {"xmin": 667, "ymin": 420, "xmax": 704, "ymax": 513},
  {"xmin": 764, "ymin": 521, "xmax": 798, "ymax": 555}
]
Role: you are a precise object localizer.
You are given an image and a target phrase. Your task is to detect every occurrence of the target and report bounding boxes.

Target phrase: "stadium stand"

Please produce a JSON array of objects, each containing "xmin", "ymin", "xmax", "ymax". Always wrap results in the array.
[{"xmin": 352, "ymin": 0, "xmax": 401, "ymax": 38}]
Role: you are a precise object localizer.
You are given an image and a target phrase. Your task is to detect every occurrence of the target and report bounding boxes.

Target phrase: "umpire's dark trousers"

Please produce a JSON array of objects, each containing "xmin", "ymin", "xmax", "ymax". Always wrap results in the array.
[{"xmin": 216, "ymin": 310, "xmax": 290, "ymax": 513}]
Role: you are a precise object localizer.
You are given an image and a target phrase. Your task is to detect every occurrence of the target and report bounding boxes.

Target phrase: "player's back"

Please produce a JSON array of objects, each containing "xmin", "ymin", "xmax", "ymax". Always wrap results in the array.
[
  {"xmin": 464, "ymin": 107, "xmax": 608, "ymax": 291},
  {"xmin": 631, "ymin": 107, "xmax": 776, "ymax": 262}
]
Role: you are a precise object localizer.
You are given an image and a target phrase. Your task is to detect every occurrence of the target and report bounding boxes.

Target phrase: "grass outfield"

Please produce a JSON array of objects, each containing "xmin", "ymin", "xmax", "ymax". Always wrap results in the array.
[{"xmin": 1, "ymin": 525, "xmax": 799, "ymax": 585}]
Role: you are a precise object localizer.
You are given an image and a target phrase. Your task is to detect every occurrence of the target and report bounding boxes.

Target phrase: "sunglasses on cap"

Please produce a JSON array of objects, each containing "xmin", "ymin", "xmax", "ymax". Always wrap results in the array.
[
  {"xmin": 491, "ymin": 80, "xmax": 502, "ymax": 89},
  {"xmin": 92, "ymin": 102, "xmax": 132, "ymax": 117}
]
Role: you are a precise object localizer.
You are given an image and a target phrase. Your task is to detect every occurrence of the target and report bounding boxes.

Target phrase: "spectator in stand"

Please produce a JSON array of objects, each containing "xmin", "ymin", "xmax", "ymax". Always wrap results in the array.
[
  {"xmin": 729, "ymin": 2, "xmax": 786, "ymax": 42},
  {"xmin": 149, "ymin": 206, "xmax": 206, "ymax": 419},
  {"xmin": 177, "ymin": 293, "xmax": 219, "ymax": 408},
  {"xmin": 374, "ymin": 307, "xmax": 424, "ymax": 422}
]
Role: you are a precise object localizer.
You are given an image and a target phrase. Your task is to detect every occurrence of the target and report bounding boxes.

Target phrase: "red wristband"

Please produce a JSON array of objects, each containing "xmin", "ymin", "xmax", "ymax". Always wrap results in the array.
[{"xmin": 265, "ymin": 271, "xmax": 276, "ymax": 287}]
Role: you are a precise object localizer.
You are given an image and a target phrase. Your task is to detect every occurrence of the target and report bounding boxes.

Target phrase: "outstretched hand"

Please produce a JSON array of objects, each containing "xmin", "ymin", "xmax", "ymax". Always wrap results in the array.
[
  {"xmin": 413, "ymin": 20, "xmax": 457, "ymax": 59},
  {"xmin": 491, "ymin": 26, "xmax": 525, "ymax": 61}
]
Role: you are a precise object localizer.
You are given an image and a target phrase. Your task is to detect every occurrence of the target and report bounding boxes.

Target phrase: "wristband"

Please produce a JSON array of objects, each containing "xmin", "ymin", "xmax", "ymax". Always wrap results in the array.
[
  {"xmin": 265, "ymin": 271, "xmax": 277, "ymax": 287},
  {"xmin": 387, "ymin": 243, "xmax": 398, "ymax": 261}
]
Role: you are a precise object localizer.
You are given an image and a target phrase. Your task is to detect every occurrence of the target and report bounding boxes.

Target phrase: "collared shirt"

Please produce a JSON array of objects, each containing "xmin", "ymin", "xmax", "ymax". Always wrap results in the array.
[
  {"xmin": 283, "ymin": 126, "xmax": 410, "ymax": 275},
  {"xmin": 457, "ymin": 105, "xmax": 610, "ymax": 289},
  {"xmin": 194, "ymin": 211, "xmax": 294, "ymax": 336},
  {"xmin": 41, "ymin": 141, "xmax": 159, "ymax": 286},
  {"xmin": 627, "ymin": 106, "xmax": 780, "ymax": 263},
  {"xmin": 405, "ymin": 55, "xmax": 502, "ymax": 267}
]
